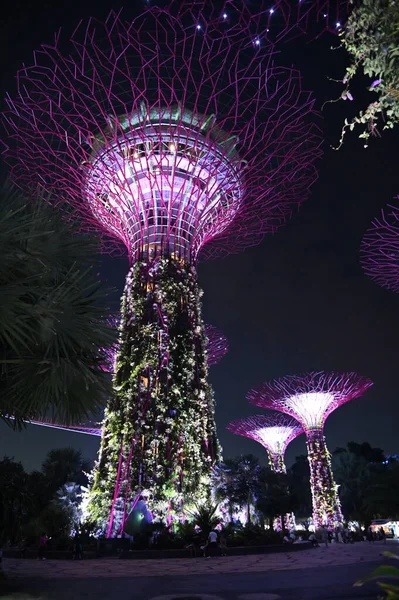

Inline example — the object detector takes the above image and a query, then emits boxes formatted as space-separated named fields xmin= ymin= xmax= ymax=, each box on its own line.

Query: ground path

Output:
xmin=3 ymin=540 xmax=391 ymax=579
xmin=2 ymin=541 xmax=396 ymax=600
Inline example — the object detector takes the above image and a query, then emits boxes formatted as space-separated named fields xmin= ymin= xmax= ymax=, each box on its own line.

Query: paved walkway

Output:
xmin=3 ymin=541 xmax=392 ymax=580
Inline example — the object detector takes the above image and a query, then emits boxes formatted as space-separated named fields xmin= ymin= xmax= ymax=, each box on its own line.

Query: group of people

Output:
xmin=283 ymin=525 xmax=356 ymax=548
xmin=366 ymin=526 xmax=387 ymax=543
xmin=186 ymin=530 xmax=227 ymax=558
xmin=36 ymin=532 xmax=83 ymax=561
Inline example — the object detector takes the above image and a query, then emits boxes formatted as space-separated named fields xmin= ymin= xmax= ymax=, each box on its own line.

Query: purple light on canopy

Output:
xmin=248 ymin=371 xmax=373 ymax=528
xmin=360 ymin=200 xmax=399 ymax=292
xmin=227 ymin=413 xmax=302 ymax=473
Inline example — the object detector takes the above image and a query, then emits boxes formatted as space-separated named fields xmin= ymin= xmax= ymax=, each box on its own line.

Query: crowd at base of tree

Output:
xmin=1 ymin=441 xmax=398 ymax=556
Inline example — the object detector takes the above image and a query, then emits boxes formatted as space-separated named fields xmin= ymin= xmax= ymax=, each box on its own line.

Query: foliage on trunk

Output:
xmin=88 ymin=256 xmax=220 ymax=532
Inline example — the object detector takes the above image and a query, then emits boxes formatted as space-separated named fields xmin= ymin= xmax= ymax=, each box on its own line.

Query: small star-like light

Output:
xmin=223 ymin=13 xmax=227 ymax=19
xmin=254 ymin=38 xmax=260 ymax=46
xmin=196 ymin=24 xmax=201 ymax=30
xmin=323 ymin=13 xmax=328 ymax=18
xmin=269 ymin=8 xmax=275 ymax=14
xmin=336 ymin=21 xmax=341 ymax=28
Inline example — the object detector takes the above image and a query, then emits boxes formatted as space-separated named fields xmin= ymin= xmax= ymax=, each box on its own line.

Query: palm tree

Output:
xmin=188 ymin=504 xmax=220 ymax=537
xmin=0 ymin=186 xmax=116 ymax=426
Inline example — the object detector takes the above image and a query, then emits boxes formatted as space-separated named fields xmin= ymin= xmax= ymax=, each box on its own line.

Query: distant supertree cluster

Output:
xmin=361 ymin=201 xmax=399 ymax=293
xmin=227 ymin=414 xmax=302 ymax=473
xmin=248 ymin=371 xmax=373 ymax=528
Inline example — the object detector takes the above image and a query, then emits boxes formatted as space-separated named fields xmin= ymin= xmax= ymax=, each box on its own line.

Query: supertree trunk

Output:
xmin=306 ymin=430 xmax=343 ymax=529
xmin=268 ymin=452 xmax=286 ymax=474
xmin=268 ymin=453 xmax=295 ymax=532
xmin=88 ymin=256 xmax=220 ymax=534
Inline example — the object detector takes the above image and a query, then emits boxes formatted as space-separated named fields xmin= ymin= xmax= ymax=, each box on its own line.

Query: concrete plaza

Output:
xmin=1 ymin=541 xmax=394 ymax=600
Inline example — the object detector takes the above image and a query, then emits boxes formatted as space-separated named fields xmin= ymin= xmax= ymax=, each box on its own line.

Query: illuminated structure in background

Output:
xmin=248 ymin=372 xmax=373 ymax=528
xmin=227 ymin=413 xmax=302 ymax=530
xmin=2 ymin=2 xmax=321 ymax=534
xmin=361 ymin=201 xmax=399 ymax=292
xmin=227 ymin=414 xmax=302 ymax=473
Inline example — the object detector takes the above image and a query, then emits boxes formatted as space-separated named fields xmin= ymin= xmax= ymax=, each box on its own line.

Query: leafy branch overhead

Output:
xmin=328 ymin=0 xmax=399 ymax=148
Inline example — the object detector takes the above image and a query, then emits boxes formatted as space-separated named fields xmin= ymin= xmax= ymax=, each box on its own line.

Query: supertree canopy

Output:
xmin=227 ymin=414 xmax=302 ymax=473
xmin=2 ymin=2 xmax=321 ymax=534
xmin=361 ymin=201 xmax=399 ymax=292
xmin=248 ymin=371 xmax=373 ymax=528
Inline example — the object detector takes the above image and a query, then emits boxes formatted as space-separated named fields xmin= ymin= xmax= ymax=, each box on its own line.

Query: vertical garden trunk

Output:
xmin=306 ymin=429 xmax=343 ymax=529
xmin=88 ymin=256 xmax=220 ymax=534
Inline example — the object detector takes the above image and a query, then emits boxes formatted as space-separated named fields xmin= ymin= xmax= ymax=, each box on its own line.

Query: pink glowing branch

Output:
xmin=227 ymin=414 xmax=302 ymax=458
xmin=2 ymin=2 xmax=322 ymax=263
xmin=248 ymin=371 xmax=373 ymax=430
xmin=205 ymin=324 xmax=229 ymax=368
xmin=360 ymin=199 xmax=399 ymax=292
xmin=27 ymin=419 xmax=101 ymax=436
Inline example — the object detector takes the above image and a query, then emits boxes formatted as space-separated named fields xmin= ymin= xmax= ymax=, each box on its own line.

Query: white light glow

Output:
xmin=254 ymin=426 xmax=299 ymax=454
xmin=284 ymin=392 xmax=335 ymax=429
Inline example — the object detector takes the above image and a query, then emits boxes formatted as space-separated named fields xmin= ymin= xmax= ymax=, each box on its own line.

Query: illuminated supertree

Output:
xmin=248 ymin=371 xmax=373 ymax=528
xmin=2 ymin=2 xmax=321 ymax=533
xmin=226 ymin=414 xmax=302 ymax=473
xmin=361 ymin=201 xmax=399 ymax=292
xmin=227 ymin=413 xmax=302 ymax=530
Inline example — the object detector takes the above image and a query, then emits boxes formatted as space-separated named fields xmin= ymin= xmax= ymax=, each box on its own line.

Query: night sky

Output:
xmin=1 ymin=0 xmax=398 ymax=472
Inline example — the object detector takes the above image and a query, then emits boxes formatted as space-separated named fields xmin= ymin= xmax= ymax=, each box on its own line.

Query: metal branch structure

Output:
xmin=248 ymin=371 xmax=373 ymax=528
xmin=227 ymin=414 xmax=302 ymax=473
xmin=360 ymin=200 xmax=399 ymax=292
xmin=1 ymin=2 xmax=321 ymax=535
xmin=27 ymin=420 xmax=102 ymax=437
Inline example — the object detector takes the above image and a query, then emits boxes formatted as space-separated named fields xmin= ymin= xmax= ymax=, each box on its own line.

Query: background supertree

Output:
xmin=248 ymin=371 xmax=373 ymax=528
xmin=1 ymin=2 xmax=321 ymax=533
xmin=227 ymin=413 xmax=303 ymax=530
xmin=226 ymin=414 xmax=302 ymax=473
xmin=360 ymin=201 xmax=399 ymax=292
